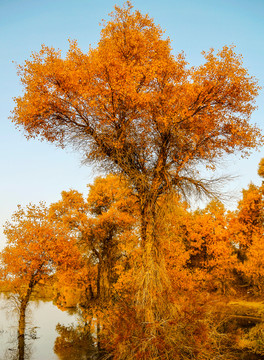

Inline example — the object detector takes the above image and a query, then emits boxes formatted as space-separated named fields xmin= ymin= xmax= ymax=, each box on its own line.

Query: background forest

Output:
xmin=2 ymin=164 xmax=264 ymax=359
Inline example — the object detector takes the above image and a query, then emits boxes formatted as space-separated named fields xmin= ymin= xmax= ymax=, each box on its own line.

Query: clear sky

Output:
xmin=1 ymin=0 xmax=264 ymax=249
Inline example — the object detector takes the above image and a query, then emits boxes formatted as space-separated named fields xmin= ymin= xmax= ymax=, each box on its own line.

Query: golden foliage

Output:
xmin=11 ymin=3 xmax=262 ymax=202
xmin=6 ymin=2 xmax=264 ymax=358
xmin=1 ymin=203 xmax=79 ymax=296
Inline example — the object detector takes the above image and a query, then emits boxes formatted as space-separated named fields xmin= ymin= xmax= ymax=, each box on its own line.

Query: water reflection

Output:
xmin=3 ymin=321 xmax=99 ymax=360
xmin=3 ymin=332 xmax=33 ymax=360
xmin=1 ymin=295 xmax=262 ymax=360
xmin=0 ymin=325 xmax=32 ymax=360
xmin=54 ymin=323 xmax=99 ymax=360
xmin=0 ymin=296 xmax=85 ymax=360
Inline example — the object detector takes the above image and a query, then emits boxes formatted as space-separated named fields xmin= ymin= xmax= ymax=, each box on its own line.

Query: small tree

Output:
xmin=1 ymin=203 xmax=79 ymax=341
xmin=229 ymin=160 xmax=264 ymax=292
xmin=49 ymin=174 xmax=136 ymax=304
xmin=230 ymin=183 xmax=264 ymax=253
xmin=49 ymin=175 xmax=136 ymax=351
xmin=184 ymin=200 xmax=237 ymax=294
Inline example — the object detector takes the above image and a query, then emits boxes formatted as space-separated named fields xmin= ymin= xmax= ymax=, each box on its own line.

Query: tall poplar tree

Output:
xmin=11 ymin=1 xmax=262 ymax=343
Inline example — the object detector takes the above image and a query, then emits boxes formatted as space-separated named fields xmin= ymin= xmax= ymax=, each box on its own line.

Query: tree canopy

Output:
xmin=12 ymin=2 xmax=262 ymax=203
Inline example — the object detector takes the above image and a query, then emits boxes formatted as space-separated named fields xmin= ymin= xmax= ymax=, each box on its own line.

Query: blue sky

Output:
xmin=1 ymin=0 xmax=264 ymax=248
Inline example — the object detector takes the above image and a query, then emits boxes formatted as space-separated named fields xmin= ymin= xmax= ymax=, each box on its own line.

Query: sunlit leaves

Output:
xmin=1 ymin=202 xmax=79 ymax=297
xmin=11 ymin=2 xmax=262 ymax=200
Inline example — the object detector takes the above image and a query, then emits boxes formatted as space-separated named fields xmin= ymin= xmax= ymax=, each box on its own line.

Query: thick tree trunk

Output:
xmin=99 ymin=265 xmax=111 ymax=301
xmin=97 ymin=240 xmax=114 ymax=302
xmin=132 ymin=196 xmax=176 ymax=358
xmin=97 ymin=261 xmax=110 ymax=301
xmin=138 ymin=198 xmax=172 ymax=323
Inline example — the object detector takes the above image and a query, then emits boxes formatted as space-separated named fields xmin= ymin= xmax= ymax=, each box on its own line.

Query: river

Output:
xmin=0 ymin=294 xmax=98 ymax=360
xmin=1 ymin=294 xmax=262 ymax=360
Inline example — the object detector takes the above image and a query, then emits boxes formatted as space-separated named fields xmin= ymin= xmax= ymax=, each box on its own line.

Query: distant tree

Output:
xmin=229 ymin=160 xmax=264 ymax=292
xmin=1 ymin=203 xmax=79 ymax=343
xmin=230 ymin=183 xmax=264 ymax=254
xmin=49 ymin=174 xmax=136 ymax=305
xmin=258 ymin=157 xmax=264 ymax=179
xmin=49 ymin=175 xmax=136 ymax=351
xmin=185 ymin=200 xmax=237 ymax=294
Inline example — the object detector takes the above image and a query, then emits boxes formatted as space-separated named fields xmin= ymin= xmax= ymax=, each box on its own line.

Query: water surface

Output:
xmin=0 ymin=295 xmax=83 ymax=360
